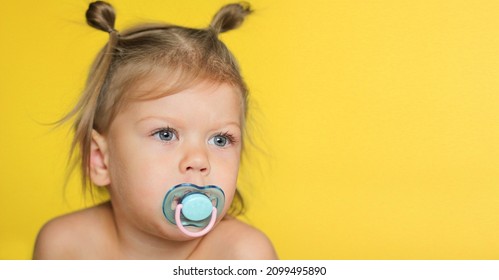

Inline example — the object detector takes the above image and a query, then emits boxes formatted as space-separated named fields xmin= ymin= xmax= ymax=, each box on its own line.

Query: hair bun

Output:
xmin=210 ymin=2 xmax=252 ymax=34
xmin=86 ymin=1 xmax=116 ymax=33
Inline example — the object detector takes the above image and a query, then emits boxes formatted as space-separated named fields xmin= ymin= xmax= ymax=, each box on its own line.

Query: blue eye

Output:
xmin=209 ymin=133 xmax=235 ymax=147
xmin=213 ymin=135 xmax=228 ymax=147
xmin=153 ymin=128 xmax=178 ymax=142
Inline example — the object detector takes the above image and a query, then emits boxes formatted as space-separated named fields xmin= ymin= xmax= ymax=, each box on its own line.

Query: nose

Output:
xmin=179 ymin=144 xmax=211 ymax=175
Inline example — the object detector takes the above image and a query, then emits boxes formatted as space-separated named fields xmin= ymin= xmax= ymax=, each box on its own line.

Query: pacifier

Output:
xmin=162 ymin=183 xmax=225 ymax=237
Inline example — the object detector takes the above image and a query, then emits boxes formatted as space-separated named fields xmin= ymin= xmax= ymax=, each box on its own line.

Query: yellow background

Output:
xmin=1 ymin=0 xmax=498 ymax=259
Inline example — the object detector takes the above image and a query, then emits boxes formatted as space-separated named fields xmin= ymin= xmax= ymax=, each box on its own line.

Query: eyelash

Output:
xmin=150 ymin=128 xmax=238 ymax=145
xmin=151 ymin=127 xmax=178 ymax=142
xmin=216 ymin=131 xmax=237 ymax=145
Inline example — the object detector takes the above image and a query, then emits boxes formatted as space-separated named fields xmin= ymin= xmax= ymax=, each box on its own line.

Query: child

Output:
xmin=33 ymin=1 xmax=277 ymax=259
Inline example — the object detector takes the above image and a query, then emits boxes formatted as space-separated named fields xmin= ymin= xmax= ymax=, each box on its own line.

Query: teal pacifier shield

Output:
xmin=181 ymin=193 xmax=213 ymax=221
xmin=162 ymin=183 xmax=225 ymax=228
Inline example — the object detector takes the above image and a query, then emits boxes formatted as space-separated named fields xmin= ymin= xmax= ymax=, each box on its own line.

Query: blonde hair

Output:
xmin=63 ymin=1 xmax=252 ymax=215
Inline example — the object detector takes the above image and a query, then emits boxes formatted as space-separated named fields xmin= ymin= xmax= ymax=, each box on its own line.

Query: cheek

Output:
xmin=107 ymin=138 xmax=177 ymax=206
xmin=109 ymin=161 xmax=157 ymax=213
xmin=214 ymin=148 xmax=240 ymax=179
xmin=214 ymin=150 xmax=241 ymax=213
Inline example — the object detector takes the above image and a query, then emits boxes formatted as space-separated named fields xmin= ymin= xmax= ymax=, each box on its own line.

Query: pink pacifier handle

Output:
xmin=175 ymin=204 xmax=217 ymax=238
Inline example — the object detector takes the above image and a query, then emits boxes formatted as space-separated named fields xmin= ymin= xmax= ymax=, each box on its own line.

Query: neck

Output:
xmin=106 ymin=201 xmax=202 ymax=259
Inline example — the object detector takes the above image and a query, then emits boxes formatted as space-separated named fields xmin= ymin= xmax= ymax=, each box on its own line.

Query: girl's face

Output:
xmin=100 ymin=81 xmax=242 ymax=240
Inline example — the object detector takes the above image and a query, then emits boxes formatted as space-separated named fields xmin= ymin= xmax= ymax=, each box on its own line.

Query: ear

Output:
xmin=90 ymin=129 xmax=111 ymax=186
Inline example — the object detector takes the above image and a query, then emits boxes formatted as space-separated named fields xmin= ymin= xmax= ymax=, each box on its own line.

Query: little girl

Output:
xmin=33 ymin=1 xmax=277 ymax=259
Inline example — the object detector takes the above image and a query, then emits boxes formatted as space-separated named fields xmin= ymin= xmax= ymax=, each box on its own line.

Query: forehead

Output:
xmin=122 ymin=67 xmax=242 ymax=102
xmin=120 ymin=79 xmax=244 ymax=124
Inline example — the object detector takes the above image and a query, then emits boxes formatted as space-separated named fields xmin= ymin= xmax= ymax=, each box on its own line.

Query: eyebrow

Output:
xmin=136 ymin=116 xmax=179 ymax=124
xmin=136 ymin=116 xmax=241 ymax=129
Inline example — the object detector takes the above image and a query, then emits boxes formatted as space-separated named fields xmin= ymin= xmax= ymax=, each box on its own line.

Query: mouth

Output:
xmin=162 ymin=183 xmax=225 ymax=237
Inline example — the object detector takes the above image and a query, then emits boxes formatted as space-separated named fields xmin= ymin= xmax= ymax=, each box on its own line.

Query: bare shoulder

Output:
xmin=202 ymin=217 xmax=278 ymax=260
xmin=33 ymin=202 xmax=114 ymax=259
